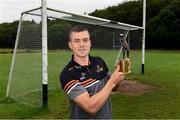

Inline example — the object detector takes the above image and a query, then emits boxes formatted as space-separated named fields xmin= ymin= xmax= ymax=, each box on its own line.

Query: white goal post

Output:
xmin=41 ymin=0 xmax=48 ymax=108
xmin=6 ymin=0 xmax=145 ymax=108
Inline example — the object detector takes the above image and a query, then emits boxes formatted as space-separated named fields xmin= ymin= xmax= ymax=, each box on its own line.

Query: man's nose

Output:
xmin=79 ymin=41 xmax=85 ymax=46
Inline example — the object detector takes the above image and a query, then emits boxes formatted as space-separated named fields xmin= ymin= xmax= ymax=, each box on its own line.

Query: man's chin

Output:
xmin=77 ymin=54 xmax=88 ymax=58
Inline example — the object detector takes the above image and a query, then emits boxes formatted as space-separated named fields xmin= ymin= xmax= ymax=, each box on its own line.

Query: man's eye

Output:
xmin=83 ymin=39 xmax=89 ymax=42
xmin=74 ymin=40 xmax=79 ymax=43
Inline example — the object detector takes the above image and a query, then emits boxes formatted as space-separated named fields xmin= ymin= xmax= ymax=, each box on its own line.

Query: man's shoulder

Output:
xmin=60 ymin=61 xmax=74 ymax=75
xmin=59 ymin=61 xmax=75 ymax=88
xmin=90 ymin=56 xmax=104 ymax=62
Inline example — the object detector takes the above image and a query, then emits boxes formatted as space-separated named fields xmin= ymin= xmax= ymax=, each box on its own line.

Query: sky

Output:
xmin=0 ymin=0 xmax=125 ymax=23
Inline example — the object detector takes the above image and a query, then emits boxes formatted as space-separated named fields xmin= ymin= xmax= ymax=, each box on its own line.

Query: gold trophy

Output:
xmin=119 ymin=58 xmax=131 ymax=74
xmin=113 ymin=58 xmax=131 ymax=92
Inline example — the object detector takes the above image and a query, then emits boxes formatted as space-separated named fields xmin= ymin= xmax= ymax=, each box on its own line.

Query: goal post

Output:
xmin=6 ymin=4 xmax=144 ymax=107
xmin=142 ymin=0 xmax=146 ymax=74
xmin=41 ymin=0 xmax=48 ymax=108
xmin=6 ymin=14 xmax=23 ymax=97
xmin=6 ymin=0 xmax=49 ymax=108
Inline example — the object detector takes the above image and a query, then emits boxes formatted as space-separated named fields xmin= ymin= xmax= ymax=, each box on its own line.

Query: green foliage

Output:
xmin=0 ymin=21 xmax=18 ymax=48
xmin=48 ymin=20 xmax=72 ymax=49
xmin=90 ymin=1 xmax=143 ymax=26
xmin=0 ymin=0 xmax=179 ymax=49
xmin=147 ymin=0 xmax=180 ymax=49
xmin=146 ymin=0 xmax=171 ymax=20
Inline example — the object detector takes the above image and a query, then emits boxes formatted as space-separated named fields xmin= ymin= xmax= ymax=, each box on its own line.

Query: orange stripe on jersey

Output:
xmin=82 ymin=79 xmax=96 ymax=86
xmin=65 ymin=82 xmax=78 ymax=92
xmin=64 ymin=80 xmax=79 ymax=92
xmin=81 ymin=78 xmax=93 ymax=84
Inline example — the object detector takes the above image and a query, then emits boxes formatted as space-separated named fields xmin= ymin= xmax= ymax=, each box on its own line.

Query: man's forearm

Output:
xmin=88 ymin=79 xmax=115 ymax=112
xmin=74 ymin=79 xmax=115 ymax=115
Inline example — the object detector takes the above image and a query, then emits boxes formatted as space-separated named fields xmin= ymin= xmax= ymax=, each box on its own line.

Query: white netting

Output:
xmin=8 ymin=14 xmax=42 ymax=106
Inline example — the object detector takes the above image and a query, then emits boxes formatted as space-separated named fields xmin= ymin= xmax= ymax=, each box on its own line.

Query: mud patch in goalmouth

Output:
xmin=112 ymin=80 xmax=155 ymax=96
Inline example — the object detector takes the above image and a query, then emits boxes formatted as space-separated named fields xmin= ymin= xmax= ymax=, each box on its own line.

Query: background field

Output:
xmin=0 ymin=49 xmax=180 ymax=119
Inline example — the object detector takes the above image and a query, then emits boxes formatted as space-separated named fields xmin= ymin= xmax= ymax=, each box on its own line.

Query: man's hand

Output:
xmin=110 ymin=62 xmax=125 ymax=86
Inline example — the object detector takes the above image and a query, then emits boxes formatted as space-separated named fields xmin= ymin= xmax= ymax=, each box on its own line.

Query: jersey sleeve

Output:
xmin=60 ymin=69 xmax=87 ymax=100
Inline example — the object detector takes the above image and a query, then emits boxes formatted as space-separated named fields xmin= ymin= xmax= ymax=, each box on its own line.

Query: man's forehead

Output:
xmin=71 ymin=31 xmax=89 ymax=38
xmin=71 ymin=31 xmax=89 ymax=35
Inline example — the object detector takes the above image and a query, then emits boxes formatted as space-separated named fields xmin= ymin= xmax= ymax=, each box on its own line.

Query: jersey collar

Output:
xmin=71 ymin=55 xmax=94 ymax=68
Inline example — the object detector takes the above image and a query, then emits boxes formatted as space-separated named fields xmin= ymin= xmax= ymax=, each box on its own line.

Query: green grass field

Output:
xmin=0 ymin=49 xmax=180 ymax=119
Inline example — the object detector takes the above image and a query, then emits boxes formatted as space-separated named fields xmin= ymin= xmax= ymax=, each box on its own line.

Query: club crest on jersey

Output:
xmin=80 ymin=72 xmax=86 ymax=81
xmin=96 ymin=65 xmax=103 ymax=72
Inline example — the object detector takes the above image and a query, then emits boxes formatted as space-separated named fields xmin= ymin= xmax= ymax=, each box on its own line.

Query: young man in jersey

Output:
xmin=60 ymin=25 xmax=125 ymax=119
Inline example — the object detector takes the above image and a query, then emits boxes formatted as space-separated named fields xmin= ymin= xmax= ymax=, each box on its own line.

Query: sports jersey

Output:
xmin=60 ymin=55 xmax=112 ymax=119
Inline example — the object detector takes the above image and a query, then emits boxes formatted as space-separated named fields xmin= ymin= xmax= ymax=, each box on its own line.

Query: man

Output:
xmin=60 ymin=25 xmax=125 ymax=119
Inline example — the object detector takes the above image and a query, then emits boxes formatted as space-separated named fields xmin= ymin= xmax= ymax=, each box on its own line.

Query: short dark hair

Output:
xmin=69 ymin=25 xmax=89 ymax=40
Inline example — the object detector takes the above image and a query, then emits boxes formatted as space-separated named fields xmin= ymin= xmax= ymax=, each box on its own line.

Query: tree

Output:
xmin=146 ymin=0 xmax=180 ymax=49
xmin=0 ymin=21 xmax=18 ymax=48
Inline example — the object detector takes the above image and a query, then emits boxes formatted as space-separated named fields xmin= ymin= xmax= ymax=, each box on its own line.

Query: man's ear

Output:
xmin=90 ymin=39 xmax=92 ymax=48
xmin=68 ymin=41 xmax=72 ymax=49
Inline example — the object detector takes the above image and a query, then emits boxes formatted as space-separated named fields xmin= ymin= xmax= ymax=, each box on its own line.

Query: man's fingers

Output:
xmin=115 ymin=63 xmax=120 ymax=72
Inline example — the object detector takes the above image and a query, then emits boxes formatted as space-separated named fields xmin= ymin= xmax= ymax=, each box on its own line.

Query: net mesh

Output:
xmin=9 ymin=15 xmax=42 ymax=106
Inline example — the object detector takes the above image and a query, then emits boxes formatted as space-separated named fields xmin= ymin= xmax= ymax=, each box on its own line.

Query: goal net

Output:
xmin=6 ymin=7 xmax=143 ymax=107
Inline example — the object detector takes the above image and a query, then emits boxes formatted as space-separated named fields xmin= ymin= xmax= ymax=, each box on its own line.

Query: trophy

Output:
xmin=118 ymin=58 xmax=131 ymax=74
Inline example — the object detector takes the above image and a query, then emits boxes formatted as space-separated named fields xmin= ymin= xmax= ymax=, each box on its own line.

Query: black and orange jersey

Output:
xmin=59 ymin=55 xmax=112 ymax=119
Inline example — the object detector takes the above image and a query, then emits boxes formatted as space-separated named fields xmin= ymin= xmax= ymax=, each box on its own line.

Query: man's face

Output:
xmin=69 ymin=30 xmax=91 ymax=58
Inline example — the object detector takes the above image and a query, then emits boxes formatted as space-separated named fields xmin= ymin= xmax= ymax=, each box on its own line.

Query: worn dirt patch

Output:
xmin=111 ymin=80 xmax=154 ymax=96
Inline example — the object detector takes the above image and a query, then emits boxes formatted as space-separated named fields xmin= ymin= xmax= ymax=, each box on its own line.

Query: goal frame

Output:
xmin=6 ymin=0 xmax=145 ymax=108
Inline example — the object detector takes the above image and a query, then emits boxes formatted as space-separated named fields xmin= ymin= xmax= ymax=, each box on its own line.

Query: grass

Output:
xmin=0 ymin=49 xmax=180 ymax=119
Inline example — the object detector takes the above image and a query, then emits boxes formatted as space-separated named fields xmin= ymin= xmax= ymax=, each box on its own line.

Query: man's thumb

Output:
xmin=115 ymin=62 xmax=120 ymax=72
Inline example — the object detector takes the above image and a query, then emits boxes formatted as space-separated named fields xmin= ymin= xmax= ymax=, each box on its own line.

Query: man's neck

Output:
xmin=74 ymin=55 xmax=89 ymax=66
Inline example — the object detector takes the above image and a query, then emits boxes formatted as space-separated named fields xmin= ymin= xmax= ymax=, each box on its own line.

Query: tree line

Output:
xmin=0 ymin=0 xmax=179 ymax=49
xmin=90 ymin=0 xmax=180 ymax=49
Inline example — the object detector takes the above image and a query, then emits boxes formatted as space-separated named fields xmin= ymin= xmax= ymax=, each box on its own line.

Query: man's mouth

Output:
xmin=78 ymin=49 xmax=86 ymax=52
